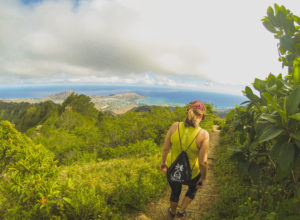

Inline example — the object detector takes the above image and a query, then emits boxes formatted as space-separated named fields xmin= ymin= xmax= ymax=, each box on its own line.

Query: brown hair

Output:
xmin=184 ymin=101 xmax=205 ymax=128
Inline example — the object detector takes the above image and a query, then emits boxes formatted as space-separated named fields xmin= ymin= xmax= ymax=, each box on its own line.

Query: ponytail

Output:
xmin=184 ymin=101 xmax=205 ymax=128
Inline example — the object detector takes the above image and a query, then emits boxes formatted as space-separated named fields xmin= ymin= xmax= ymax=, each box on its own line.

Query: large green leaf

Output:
xmin=278 ymin=143 xmax=295 ymax=173
xmin=280 ymin=35 xmax=294 ymax=52
xmin=277 ymin=11 xmax=286 ymax=26
xmin=293 ymin=15 xmax=300 ymax=25
xmin=260 ymin=113 xmax=280 ymax=123
xmin=270 ymin=142 xmax=282 ymax=160
xmin=262 ymin=93 xmax=285 ymax=118
xmin=267 ymin=6 xmax=274 ymax=18
xmin=263 ymin=21 xmax=277 ymax=33
xmin=258 ymin=126 xmax=284 ymax=143
xmin=244 ymin=86 xmax=260 ymax=101
xmin=248 ymin=163 xmax=260 ymax=181
xmin=248 ymin=141 xmax=258 ymax=151
xmin=290 ymin=132 xmax=300 ymax=141
xmin=293 ymin=58 xmax=300 ymax=84
xmin=253 ymin=78 xmax=266 ymax=92
xmin=255 ymin=121 xmax=269 ymax=136
xmin=274 ymin=3 xmax=280 ymax=14
xmin=289 ymin=113 xmax=300 ymax=121
xmin=238 ymin=161 xmax=250 ymax=177
xmin=230 ymin=152 xmax=245 ymax=162
xmin=286 ymin=86 xmax=300 ymax=115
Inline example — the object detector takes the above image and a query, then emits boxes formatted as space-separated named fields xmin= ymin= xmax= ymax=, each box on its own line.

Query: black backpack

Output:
xmin=167 ymin=123 xmax=200 ymax=184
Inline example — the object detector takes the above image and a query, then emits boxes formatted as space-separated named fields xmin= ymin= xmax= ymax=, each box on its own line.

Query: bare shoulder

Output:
xmin=196 ymin=128 xmax=209 ymax=148
xmin=199 ymin=129 xmax=209 ymax=139
xmin=169 ymin=122 xmax=179 ymax=134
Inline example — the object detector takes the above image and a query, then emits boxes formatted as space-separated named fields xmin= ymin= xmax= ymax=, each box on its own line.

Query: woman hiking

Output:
xmin=161 ymin=100 xmax=209 ymax=218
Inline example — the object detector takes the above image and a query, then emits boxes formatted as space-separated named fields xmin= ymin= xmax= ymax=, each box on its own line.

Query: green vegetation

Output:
xmin=0 ymin=90 xmax=218 ymax=218
xmin=0 ymin=101 xmax=59 ymax=132
xmin=204 ymin=4 xmax=300 ymax=219
xmin=0 ymin=121 xmax=61 ymax=219
xmin=5 ymin=4 xmax=299 ymax=219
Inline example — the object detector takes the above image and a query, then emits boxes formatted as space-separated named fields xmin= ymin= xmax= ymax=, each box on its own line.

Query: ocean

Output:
xmin=0 ymin=84 xmax=247 ymax=109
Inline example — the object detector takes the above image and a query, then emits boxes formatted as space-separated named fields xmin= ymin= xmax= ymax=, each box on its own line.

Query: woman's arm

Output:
xmin=161 ymin=122 xmax=178 ymax=172
xmin=196 ymin=130 xmax=209 ymax=186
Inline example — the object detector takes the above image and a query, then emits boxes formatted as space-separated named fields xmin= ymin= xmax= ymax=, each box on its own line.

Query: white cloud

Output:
xmin=0 ymin=0 xmax=299 ymax=94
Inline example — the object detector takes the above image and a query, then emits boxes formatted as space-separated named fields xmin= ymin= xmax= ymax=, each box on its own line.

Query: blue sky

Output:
xmin=1 ymin=0 xmax=300 ymax=95
xmin=22 ymin=0 xmax=81 ymax=8
xmin=22 ymin=0 xmax=43 ymax=4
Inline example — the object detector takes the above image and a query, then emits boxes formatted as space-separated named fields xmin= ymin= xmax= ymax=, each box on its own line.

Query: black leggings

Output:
xmin=168 ymin=173 xmax=201 ymax=202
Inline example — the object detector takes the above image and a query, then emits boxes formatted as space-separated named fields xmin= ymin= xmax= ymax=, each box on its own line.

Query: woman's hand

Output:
xmin=161 ymin=163 xmax=167 ymax=173
xmin=196 ymin=178 xmax=204 ymax=189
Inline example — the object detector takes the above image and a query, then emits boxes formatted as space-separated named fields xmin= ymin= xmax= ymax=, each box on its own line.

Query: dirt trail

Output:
xmin=128 ymin=125 xmax=220 ymax=220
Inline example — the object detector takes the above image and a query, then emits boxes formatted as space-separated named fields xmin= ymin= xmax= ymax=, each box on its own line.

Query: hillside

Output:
xmin=0 ymin=93 xmax=222 ymax=219
xmin=0 ymin=90 xmax=145 ymax=114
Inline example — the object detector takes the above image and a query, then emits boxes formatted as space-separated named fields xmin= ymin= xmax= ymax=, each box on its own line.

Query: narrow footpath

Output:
xmin=129 ymin=125 xmax=220 ymax=220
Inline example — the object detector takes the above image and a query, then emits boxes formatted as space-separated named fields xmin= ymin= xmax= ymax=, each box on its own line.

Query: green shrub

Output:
xmin=59 ymin=154 xmax=168 ymax=219
xmin=98 ymin=139 xmax=159 ymax=160
xmin=0 ymin=121 xmax=65 ymax=219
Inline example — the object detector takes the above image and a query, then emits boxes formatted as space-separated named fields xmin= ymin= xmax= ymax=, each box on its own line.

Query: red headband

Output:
xmin=189 ymin=100 xmax=205 ymax=112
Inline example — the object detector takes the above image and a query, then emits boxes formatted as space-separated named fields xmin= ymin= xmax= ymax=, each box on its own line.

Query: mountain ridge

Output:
xmin=0 ymin=90 xmax=145 ymax=114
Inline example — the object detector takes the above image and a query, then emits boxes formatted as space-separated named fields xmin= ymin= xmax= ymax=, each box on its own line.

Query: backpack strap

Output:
xmin=178 ymin=122 xmax=182 ymax=151
xmin=178 ymin=122 xmax=201 ymax=153
xmin=178 ymin=123 xmax=201 ymax=175
xmin=185 ymin=128 xmax=201 ymax=152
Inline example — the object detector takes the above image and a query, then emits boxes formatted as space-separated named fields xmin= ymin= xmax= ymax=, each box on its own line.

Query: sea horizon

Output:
xmin=0 ymin=84 xmax=247 ymax=109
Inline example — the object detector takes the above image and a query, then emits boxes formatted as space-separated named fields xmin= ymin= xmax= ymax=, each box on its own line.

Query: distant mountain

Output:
xmin=214 ymin=108 xmax=232 ymax=118
xmin=0 ymin=90 xmax=76 ymax=104
xmin=0 ymin=90 xmax=233 ymax=116
xmin=46 ymin=90 xmax=75 ymax=100
xmin=0 ymin=90 xmax=145 ymax=114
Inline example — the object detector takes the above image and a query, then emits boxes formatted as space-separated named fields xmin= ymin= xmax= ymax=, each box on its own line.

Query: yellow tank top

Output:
xmin=166 ymin=122 xmax=201 ymax=179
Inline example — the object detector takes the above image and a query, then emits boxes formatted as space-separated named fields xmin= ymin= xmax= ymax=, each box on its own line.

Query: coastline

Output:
xmin=0 ymin=88 xmax=238 ymax=116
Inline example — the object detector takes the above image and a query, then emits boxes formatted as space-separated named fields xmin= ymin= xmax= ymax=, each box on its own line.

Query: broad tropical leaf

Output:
xmin=263 ymin=21 xmax=277 ymax=33
xmin=270 ymin=142 xmax=282 ymax=160
xmin=278 ymin=143 xmax=295 ymax=173
xmin=244 ymin=86 xmax=260 ymax=101
xmin=253 ymin=78 xmax=266 ymax=92
xmin=258 ymin=126 xmax=284 ymax=143
xmin=238 ymin=161 xmax=250 ymax=177
xmin=267 ymin=6 xmax=275 ymax=18
xmin=286 ymin=86 xmax=300 ymax=115
xmin=290 ymin=132 xmax=300 ymax=141
xmin=248 ymin=163 xmax=260 ymax=181
xmin=293 ymin=58 xmax=300 ymax=84
xmin=262 ymin=93 xmax=285 ymax=118
xmin=289 ymin=113 xmax=300 ymax=121
xmin=230 ymin=152 xmax=245 ymax=162
xmin=260 ymin=113 xmax=280 ymax=123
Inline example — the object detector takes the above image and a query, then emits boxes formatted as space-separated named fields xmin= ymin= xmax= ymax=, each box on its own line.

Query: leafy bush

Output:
xmin=58 ymin=154 xmax=167 ymax=219
xmin=0 ymin=84 xmax=220 ymax=218
xmin=0 ymin=121 xmax=169 ymax=219
xmin=0 ymin=121 xmax=64 ymax=219
xmin=210 ymin=4 xmax=300 ymax=219
xmin=0 ymin=101 xmax=59 ymax=132
xmin=202 ymin=129 xmax=249 ymax=220
xmin=98 ymin=139 xmax=159 ymax=160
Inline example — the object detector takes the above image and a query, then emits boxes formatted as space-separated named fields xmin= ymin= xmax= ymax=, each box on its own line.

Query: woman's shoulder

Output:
xmin=170 ymin=121 xmax=180 ymax=130
xmin=200 ymin=129 xmax=209 ymax=138
xmin=196 ymin=128 xmax=209 ymax=142
xmin=168 ymin=122 xmax=180 ymax=135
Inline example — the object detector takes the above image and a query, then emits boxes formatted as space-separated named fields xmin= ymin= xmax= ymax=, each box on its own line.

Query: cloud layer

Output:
xmin=0 ymin=0 xmax=299 ymax=93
